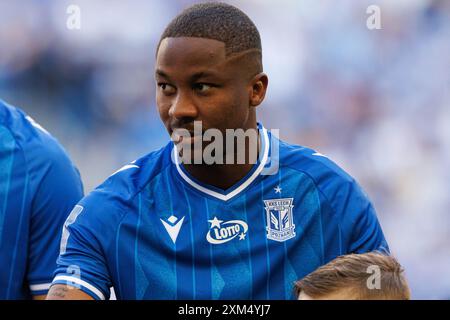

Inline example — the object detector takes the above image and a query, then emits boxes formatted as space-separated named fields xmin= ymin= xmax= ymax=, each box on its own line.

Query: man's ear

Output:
xmin=249 ymin=73 xmax=268 ymax=107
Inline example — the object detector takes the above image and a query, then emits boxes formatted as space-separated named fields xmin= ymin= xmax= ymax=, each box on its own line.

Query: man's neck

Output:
xmin=181 ymin=127 xmax=261 ymax=191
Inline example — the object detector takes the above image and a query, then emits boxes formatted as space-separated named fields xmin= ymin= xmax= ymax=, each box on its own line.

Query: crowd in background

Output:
xmin=0 ymin=0 xmax=449 ymax=299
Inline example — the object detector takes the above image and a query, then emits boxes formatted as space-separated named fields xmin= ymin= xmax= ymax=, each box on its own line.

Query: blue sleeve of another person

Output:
xmin=27 ymin=139 xmax=84 ymax=296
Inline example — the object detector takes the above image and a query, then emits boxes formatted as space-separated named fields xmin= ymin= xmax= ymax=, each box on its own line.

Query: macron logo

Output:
xmin=160 ymin=215 xmax=185 ymax=244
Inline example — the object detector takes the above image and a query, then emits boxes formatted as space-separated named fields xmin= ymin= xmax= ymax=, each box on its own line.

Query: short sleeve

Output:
xmin=51 ymin=194 xmax=116 ymax=300
xmin=337 ymin=180 xmax=390 ymax=254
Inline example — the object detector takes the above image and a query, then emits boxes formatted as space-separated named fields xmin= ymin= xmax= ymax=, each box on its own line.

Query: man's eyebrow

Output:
xmin=190 ymin=71 xmax=220 ymax=81
xmin=155 ymin=69 xmax=221 ymax=81
xmin=155 ymin=69 xmax=169 ymax=78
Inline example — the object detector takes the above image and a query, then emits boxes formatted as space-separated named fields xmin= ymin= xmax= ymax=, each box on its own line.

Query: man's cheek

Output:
xmin=157 ymin=106 xmax=171 ymax=130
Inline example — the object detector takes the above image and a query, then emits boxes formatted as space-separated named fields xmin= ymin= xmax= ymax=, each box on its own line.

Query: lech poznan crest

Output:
xmin=264 ymin=198 xmax=295 ymax=242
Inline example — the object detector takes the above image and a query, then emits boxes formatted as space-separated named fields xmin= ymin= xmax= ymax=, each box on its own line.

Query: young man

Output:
xmin=47 ymin=2 xmax=388 ymax=300
xmin=295 ymin=252 xmax=411 ymax=300
xmin=0 ymin=99 xmax=84 ymax=299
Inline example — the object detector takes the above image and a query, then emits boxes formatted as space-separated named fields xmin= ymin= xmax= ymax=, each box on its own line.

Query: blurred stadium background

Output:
xmin=0 ymin=0 xmax=448 ymax=299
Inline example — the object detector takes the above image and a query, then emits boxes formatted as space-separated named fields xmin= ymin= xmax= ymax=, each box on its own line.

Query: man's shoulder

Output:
xmin=278 ymin=139 xmax=374 ymax=222
xmin=0 ymin=99 xmax=73 ymax=166
xmin=0 ymin=100 xmax=82 ymax=197
xmin=82 ymin=143 xmax=173 ymax=210
xmin=278 ymin=139 xmax=355 ymax=186
xmin=71 ymin=144 xmax=173 ymax=233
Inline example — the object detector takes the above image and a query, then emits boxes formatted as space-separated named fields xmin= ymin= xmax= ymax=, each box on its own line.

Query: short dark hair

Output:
xmin=294 ymin=252 xmax=411 ymax=300
xmin=158 ymin=2 xmax=262 ymax=59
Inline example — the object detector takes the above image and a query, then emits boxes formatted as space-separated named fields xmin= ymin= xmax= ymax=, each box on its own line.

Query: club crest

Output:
xmin=264 ymin=198 xmax=295 ymax=242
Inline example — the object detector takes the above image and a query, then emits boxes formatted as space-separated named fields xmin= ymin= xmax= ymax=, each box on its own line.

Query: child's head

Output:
xmin=294 ymin=252 xmax=410 ymax=300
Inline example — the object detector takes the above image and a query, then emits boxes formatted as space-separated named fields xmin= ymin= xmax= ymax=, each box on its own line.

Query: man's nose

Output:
xmin=168 ymin=92 xmax=198 ymax=120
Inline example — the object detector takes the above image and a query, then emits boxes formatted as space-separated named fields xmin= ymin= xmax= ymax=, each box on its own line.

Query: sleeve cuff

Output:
xmin=52 ymin=275 xmax=106 ymax=300
xmin=29 ymin=282 xmax=52 ymax=296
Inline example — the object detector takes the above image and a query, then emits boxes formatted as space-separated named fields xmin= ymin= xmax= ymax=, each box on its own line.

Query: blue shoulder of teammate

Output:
xmin=0 ymin=99 xmax=84 ymax=299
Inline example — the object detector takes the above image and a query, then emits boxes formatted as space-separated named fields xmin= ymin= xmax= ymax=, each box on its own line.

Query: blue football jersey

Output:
xmin=52 ymin=124 xmax=388 ymax=300
xmin=0 ymin=100 xmax=84 ymax=299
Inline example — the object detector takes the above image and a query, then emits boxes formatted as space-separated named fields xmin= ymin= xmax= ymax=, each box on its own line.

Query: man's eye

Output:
xmin=194 ymin=83 xmax=213 ymax=92
xmin=158 ymin=83 xmax=176 ymax=94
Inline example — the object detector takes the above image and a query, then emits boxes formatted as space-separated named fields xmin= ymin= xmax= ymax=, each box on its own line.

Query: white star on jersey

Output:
xmin=208 ymin=216 xmax=223 ymax=229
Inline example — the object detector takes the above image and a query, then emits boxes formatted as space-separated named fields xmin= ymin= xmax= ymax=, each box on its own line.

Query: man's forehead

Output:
xmin=156 ymin=37 xmax=227 ymax=69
